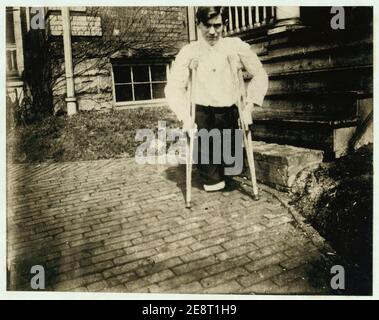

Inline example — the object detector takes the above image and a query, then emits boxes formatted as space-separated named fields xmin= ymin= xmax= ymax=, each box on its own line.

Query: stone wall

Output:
xmin=52 ymin=58 xmax=114 ymax=111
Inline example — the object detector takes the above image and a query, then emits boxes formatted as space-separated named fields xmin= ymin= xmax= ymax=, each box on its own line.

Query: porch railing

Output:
xmin=225 ymin=6 xmax=276 ymax=35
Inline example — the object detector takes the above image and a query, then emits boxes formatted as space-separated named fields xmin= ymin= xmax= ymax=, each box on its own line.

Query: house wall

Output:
xmin=19 ymin=6 xmax=373 ymax=157
xmin=51 ymin=57 xmax=114 ymax=111
xmin=48 ymin=6 xmax=189 ymax=112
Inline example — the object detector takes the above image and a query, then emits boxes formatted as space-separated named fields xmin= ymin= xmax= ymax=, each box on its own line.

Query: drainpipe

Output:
xmin=61 ymin=7 xmax=77 ymax=115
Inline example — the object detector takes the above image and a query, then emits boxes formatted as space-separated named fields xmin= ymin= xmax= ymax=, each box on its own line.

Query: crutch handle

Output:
xmin=227 ymin=54 xmax=243 ymax=73
xmin=189 ymin=59 xmax=199 ymax=71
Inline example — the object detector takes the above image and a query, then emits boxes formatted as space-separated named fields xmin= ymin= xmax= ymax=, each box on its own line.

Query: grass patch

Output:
xmin=290 ymin=144 xmax=373 ymax=295
xmin=7 ymin=107 xmax=181 ymax=163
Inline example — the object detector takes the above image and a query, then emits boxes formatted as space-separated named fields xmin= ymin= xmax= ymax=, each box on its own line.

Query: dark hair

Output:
xmin=196 ymin=7 xmax=228 ymax=25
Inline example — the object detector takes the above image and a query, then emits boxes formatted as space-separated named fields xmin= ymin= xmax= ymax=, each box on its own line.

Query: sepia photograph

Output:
xmin=5 ymin=4 xmax=373 ymax=296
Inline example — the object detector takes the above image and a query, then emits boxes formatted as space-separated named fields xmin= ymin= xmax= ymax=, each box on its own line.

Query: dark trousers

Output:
xmin=195 ymin=104 xmax=240 ymax=185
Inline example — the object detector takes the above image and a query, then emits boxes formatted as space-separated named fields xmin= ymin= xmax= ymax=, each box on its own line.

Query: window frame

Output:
xmin=111 ymin=60 xmax=170 ymax=106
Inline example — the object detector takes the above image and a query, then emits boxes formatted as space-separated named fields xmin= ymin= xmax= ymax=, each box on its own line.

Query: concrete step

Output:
xmin=247 ymin=141 xmax=323 ymax=191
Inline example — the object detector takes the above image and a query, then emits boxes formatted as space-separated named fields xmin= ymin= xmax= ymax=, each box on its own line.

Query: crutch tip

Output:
xmin=185 ymin=202 xmax=191 ymax=209
xmin=252 ymin=194 xmax=260 ymax=201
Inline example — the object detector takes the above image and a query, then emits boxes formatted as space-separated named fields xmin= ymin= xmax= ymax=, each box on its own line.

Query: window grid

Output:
xmin=113 ymin=63 xmax=167 ymax=103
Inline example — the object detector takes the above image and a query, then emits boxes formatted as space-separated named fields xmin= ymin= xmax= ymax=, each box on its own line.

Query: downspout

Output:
xmin=61 ymin=7 xmax=77 ymax=115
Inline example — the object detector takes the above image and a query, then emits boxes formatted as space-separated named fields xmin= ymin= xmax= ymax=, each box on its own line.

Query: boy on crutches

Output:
xmin=165 ymin=6 xmax=268 ymax=206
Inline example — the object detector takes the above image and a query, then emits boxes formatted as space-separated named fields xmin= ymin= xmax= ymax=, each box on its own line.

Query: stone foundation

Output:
xmin=250 ymin=141 xmax=323 ymax=191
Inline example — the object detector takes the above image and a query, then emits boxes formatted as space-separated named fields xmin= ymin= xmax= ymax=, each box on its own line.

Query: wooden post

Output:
xmin=13 ymin=7 xmax=24 ymax=76
xmin=61 ymin=7 xmax=77 ymax=115
xmin=187 ymin=6 xmax=197 ymax=42
xmin=268 ymin=6 xmax=302 ymax=35
xmin=275 ymin=6 xmax=301 ymax=26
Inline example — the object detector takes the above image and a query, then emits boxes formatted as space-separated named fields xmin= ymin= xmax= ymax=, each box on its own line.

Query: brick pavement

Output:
xmin=7 ymin=158 xmax=337 ymax=294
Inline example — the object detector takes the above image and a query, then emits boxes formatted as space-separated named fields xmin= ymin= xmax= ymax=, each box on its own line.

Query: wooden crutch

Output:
xmin=229 ymin=57 xmax=260 ymax=201
xmin=185 ymin=61 xmax=197 ymax=208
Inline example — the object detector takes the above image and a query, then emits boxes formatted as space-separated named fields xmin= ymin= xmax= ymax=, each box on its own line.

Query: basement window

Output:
xmin=112 ymin=63 xmax=168 ymax=105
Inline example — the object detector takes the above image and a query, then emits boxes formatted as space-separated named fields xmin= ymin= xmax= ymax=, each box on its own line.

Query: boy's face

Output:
xmin=198 ymin=14 xmax=223 ymax=46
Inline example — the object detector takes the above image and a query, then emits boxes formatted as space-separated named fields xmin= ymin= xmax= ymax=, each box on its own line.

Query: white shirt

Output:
xmin=164 ymin=36 xmax=269 ymax=122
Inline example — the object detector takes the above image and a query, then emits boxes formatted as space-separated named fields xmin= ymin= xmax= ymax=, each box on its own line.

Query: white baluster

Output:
xmin=248 ymin=6 xmax=253 ymax=29
xmin=228 ymin=7 xmax=233 ymax=34
xmin=234 ymin=7 xmax=240 ymax=32
xmin=255 ymin=7 xmax=261 ymax=27
xmin=241 ymin=7 xmax=246 ymax=30
xmin=26 ymin=7 xmax=30 ymax=31
xmin=11 ymin=51 xmax=15 ymax=70
xmin=262 ymin=6 xmax=267 ymax=24
xmin=271 ymin=6 xmax=276 ymax=22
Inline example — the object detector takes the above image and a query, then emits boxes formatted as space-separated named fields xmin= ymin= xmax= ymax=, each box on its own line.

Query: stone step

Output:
xmin=246 ymin=141 xmax=323 ymax=191
xmin=252 ymin=120 xmax=356 ymax=160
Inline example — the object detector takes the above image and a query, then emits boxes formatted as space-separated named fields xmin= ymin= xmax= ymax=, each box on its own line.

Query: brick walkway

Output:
xmin=7 ymin=159 xmax=336 ymax=294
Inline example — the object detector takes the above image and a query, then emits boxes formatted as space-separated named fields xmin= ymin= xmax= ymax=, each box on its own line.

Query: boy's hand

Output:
xmin=182 ymin=118 xmax=197 ymax=134
xmin=189 ymin=59 xmax=199 ymax=71
xmin=240 ymin=102 xmax=256 ymax=127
